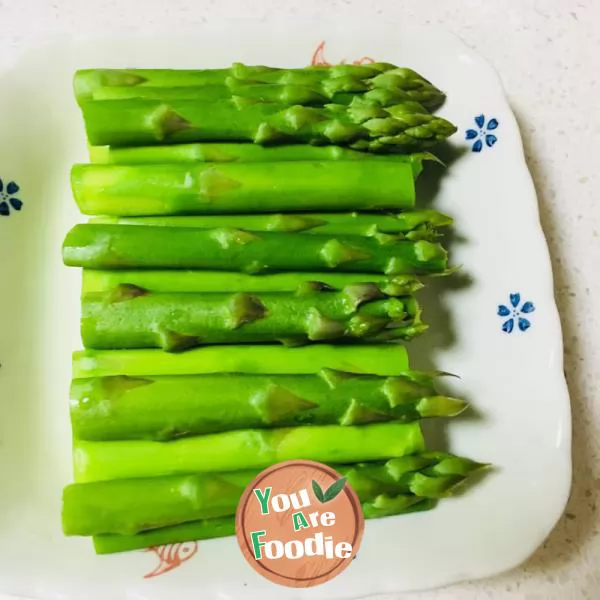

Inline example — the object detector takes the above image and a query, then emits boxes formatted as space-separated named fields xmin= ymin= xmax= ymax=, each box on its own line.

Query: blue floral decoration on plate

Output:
xmin=498 ymin=293 xmax=535 ymax=333
xmin=0 ymin=178 xmax=23 ymax=216
xmin=465 ymin=114 xmax=499 ymax=152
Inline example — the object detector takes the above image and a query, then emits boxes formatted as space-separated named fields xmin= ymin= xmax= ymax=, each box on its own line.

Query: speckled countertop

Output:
xmin=0 ymin=0 xmax=598 ymax=598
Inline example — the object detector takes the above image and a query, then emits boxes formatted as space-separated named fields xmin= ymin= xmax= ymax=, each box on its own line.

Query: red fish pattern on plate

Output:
xmin=144 ymin=542 xmax=199 ymax=579
xmin=310 ymin=40 xmax=374 ymax=66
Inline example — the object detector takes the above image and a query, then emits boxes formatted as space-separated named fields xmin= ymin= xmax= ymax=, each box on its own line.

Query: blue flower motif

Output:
xmin=497 ymin=293 xmax=535 ymax=333
xmin=0 ymin=178 xmax=23 ymax=217
xmin=465 ymin=115 xmax=499 ymax=152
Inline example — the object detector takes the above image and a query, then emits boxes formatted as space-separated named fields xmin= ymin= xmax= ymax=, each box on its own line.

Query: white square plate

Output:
xmin=0 ymin=21 xmax=571 ymax=600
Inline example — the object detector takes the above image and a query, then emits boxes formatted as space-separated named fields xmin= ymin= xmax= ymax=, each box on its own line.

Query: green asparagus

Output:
xmin=91 ymin=492 xmax=466 ymax=554
xmin=79 ymin=98 xmax=457 ymax=151
xmin=81 ymin=284 xmax=425 ymax=350
xmin=71 ymin=160 xmax=417 ymax=215
xmin=88 ymin=143 xmax=437 ymax=168
xmin=63 ymin=225 xmax=449 ymax=274
xmin=71 ymin=344 xmax=410 ymax=378
xmin=73 ymin=421 xmax=425 ymax=482
xmin=341 ymin=452 xmax=488 ymax=501
xmin=94 ymin=516 xmax=237 ymax=554
xmin=74 ymin=64 xmax=445 ymax=110
xmin=74 ymin=63 xmax=393 ymax=91
xmin=63 ymin=471 xmax=254 ymax=535
xmin=71 ymin=370 xmax=466 ymax=440
xmin=91 ymin=210 xmax=452 ymax=240
xmin=61 ymin=58 xmax=480 ymax=560
xmin=89 ymin=83 xmax=440 ymax=111
xmin=81 ymin=270 xmax=424 ymax=297
xmin=361 ymin=496 xmax=436 ymax=519
xmin=93 ymin=500 xmax=437 ymax=554
xmin=64 ymin=452 xmax=485 ymax=536
xmin=92 ymin=84 xmax=234 ymax=101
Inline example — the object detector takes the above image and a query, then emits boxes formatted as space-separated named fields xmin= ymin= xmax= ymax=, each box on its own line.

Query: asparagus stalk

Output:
xmin=65 ymin=452 xmax=485 ymax=536
xmin=78 ymin=98 xmax=457 ymax=151
xmin=90 ymin=83 xmax=440 ymax=110
xmin=88 ymin=143 xmax=436 ymax=169
xmin=75 ymin=69 xmax=231 ymax=101
xmin=340 ymin=452 xmax=488 ymax=502
xmin=93 ymin=499 xmax=434 ymax=554
xmin=74 ymin=64 xmax=445 ymax=110
xmin=74 ymin=64 xmax=394 ymax=91
xmin=71 ymin=344 xmax=410 ymax=378
xmin=81 ymin=285 xmax=425 ymax=350
xmin=73 ymin=421 xmax=425 ymax=482
xmin=361 ymin=496 xmax=436 ymax=519
xmin=63 ymin=472 xmax=254 ymax=535
xmin=71 ymin=161 xmax=417 ymax=216
xmin=94 ymin=454 xmax=492 ymax=551
xmin=82 ymin=270 xmax=424 ymax=297
xmin=92 ymin=85 xmax=233 ymax=101
xmin=93 ymin=500 xmax=436 ymax=554
xmin=90 ymin=210 xmax=452 ymax=240
xmin=94 ymin=516 xmax=237 ymax=554
xmin=70 ymin=370 xmax=466 ymax=440
xmin=63 ymin=225 xmax=449 ymax=274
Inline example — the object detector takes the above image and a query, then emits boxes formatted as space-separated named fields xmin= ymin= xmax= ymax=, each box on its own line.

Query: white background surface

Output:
xmin=0 ymin=0 xmax=598 ymax=598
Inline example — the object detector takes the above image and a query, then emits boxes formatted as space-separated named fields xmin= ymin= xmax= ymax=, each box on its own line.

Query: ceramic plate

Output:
xmin=0 ymin=21 xmax=571 ymax=600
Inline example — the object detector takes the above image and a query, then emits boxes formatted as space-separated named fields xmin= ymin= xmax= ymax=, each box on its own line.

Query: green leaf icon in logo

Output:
xmin=312 ymin=477 xmax=347 ymax=503
xmin=312 ymin=479 xmax=325 ymax=503
xmin=323 ymin=477 xmax=347 ymax=501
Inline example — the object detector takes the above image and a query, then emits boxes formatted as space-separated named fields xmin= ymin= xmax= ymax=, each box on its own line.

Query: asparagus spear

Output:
xmin=71 ymin=161 xmax=417 ymax=215
xmin=90 ymin=83 xmax=440 ymax=111
xmin=81 ymin=285 xmax=425 ymax=350
xmin=63 ymin=225 xmax=449 ymax=274
xmin=90 ymin=210 xmax=452 ymax=240
xmin=82 ymin=270 xmax=424 ymax=297
xmin=93 ymin=499 xmax=433 ymax=554
xmin=63 ymin=472 xmax=253 ymax=535
xmin=78 ymin=98 xmax=457 ymax=151
xmin=74 ymin=64 xmax=394 ymax=92
xmin=73 ymin=421 xmax=425 ymax=482
xmin=341 ymin=452 xmax=488 ymax=502
xmin=74 ymin=64 xmax=445 ymax=110
xmin=63 ymin=472 xmax=254 ymax=535
xmin=88 ymin=143 xmax=436 ymax=169
xmin=94 ymin=516 xmax=237 ymax=554
xmin=93 ymin=500 xmax=436 ymax=554
xmin=92 ymin=85 xmax=234 ymax=101
xmin=71 ymin=344 xmax=410 ymax=378
xmin=64 ymin=452 xmax=485 ymax=536
xmin=94 ymin=449 xmax=491 ymax=552
xmin=70 ymin=370 xmax=466 ymax=440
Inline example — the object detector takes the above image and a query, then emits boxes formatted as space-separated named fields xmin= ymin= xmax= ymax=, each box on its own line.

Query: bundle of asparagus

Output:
xmin=61 ymin=61 xmax=485 ymax=555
